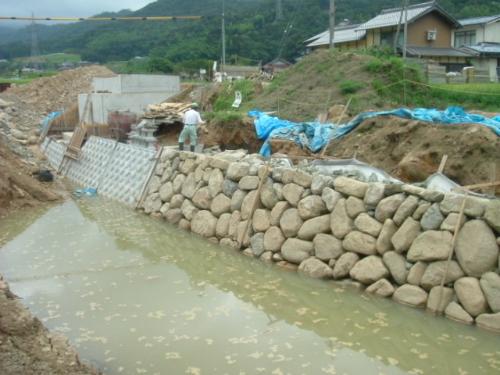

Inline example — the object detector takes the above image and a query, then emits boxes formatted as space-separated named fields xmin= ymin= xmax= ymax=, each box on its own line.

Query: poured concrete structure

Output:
xmin=78 ymin=74 xmax=181 ymax=124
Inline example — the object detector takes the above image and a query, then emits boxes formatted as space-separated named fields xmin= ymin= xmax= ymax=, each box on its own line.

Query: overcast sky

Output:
xmin=2 ymin=0 xmax=155 ymax=18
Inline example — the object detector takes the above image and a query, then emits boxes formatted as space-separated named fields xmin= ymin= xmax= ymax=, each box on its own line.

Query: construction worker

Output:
xmin=179 ymin=103 xmax=205 ymax=152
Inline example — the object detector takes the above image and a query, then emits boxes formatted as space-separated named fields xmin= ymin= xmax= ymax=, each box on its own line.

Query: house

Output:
xmin=306 ymin=1 xmax=476 ymax=71
xmin=262 ymin=58 xmax=292 ymax=74
xmin=454 ymin=15 xmax=500 ymax=81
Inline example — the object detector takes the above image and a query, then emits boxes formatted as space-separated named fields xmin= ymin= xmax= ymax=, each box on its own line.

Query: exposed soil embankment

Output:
xmin=0 ymin=277 xmax=98 ymax=375
xmin=326 ymin=116 xmax=500 ymax=193
xmin=0 ymin=138 xmax=60 ymax=218
xmin=201 ymin=116 xmax=262 ymax=153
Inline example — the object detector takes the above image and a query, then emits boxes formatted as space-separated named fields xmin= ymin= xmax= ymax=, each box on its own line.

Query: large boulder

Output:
xmin=297 ymin=195 xmax=326 ymax=220
xmin=230 ymin=190 xmax=247 ymax=211
xmin=484 ymin=200 xmax=500 ymax=233
xmin=181 ymin=199 xmax=198 ymax=221
xmin=440 ymin=194 xmax=487 ymax=217
xmin=426 ymin=286 xmax=454 ymax=314
xmin=297 ymin=215 xmax=330 ymax=240
xmin=208 ymin=169 xmax=224 ymax=197
xmin=239 ymin=176 xmax=260 ymax=190
xmin=445 ymin=302 xmax=473 ymax=325
xmin=250 ymin=233 xmax=265 ymax=257
xmin=407 ymin=231 xmax=453 ymax=262
xmin=144 ymin=193 xmax=162 ymax=214
xmin=407 ymin=262 xmax=427 ymax=286
xmin=322 ymin=187 xmax=342 ymax=212
xmin=210 ymin=194 xmax=231 ymax=217
xmin=172 ymin=174 xmax=186 ymax=194
xmin=342 ymin=231 xmax=377 ymax=255
xmin=165 ymin=209 xmax=183 ymax=224
xmin=216 ymin=213 xmax=231 ymax=238
xmin=366 ymin=278 xmax=395 ymax=297
xmin=264 ymin=226 xmax=286 ymax=252
xmin=281 ymin=239 xmax=314 ymax=264
xmin=345 ymin=196 xmax=366 ymax=219
xmin=191 ymin=210 xmax=218 ymax=238
xmin=169 ymin=194 xmax=185 ymax=209
xmin=333 ymin=176 xmax=368 ymax=198
xmin=298 ymin=257 xmax=332 ymax=279
xmin=455 ymin=220 xmax=499 ymax=277
xmin=364 ymin=183 xmax=385 ymax=210
xmin=420 ymin=203 xmax=445 ymax=231
xmin=376 ymin=219 xmax=397 ymax=254
xmin=382 ymin=251 xmax=408 ymax=285
xmin=349 ymin=255 xmax=389 ymax=285
xmin=181 ymin=174 xmax=198 ymax=199
xmin=148 ymin=176 xmax=161 ymax=194
xmin=420 ymin=261 xmax=464 ymax=290
xmin=192 ymin=187 xmax=213 ymax=209
xmin=223 ymin=179 xmax=239 ymax=197
xmin=311 ymin=175 xmax=332 ymax=195
xmin=391 ymin=217 xmax=421 ymax=253
xmin=270 ymin=201 xmax=289 ymax=226
xmin=282 ymin=183 xmax=304 ymax=207
xmin=375 ymin=193 xmax=406 ymax=222
xmin=226 ymin=162 xmax=250 ymax=181
xmin=393 ymin=284 xmax=428 ymax=308
xmin=476 ymin=313 xmax=500 ymax=333
xmin=330 ymin=199 xmax=353 ymax=239
xmin=159 ymin=182 xmax=174 ymax=202
xmin=440 ymin=213 xmax=466 ymax=232
xmin=313 ymin=234 xmax=343 ymax=261
xmin=241 ymin=190 xmax=259 ymax=220
xmin=292 ymin=170 xmax=313 ymax=188
xmin=252 ymin=209 xmax=271 ymax=233
xmin=480 ymin=272 xmax=500 ymax=313
xmin=260 ymin=182 xmax=279 ymax=209
xmin=332 ymin=252 xmax=360 ymax=279
xmin=354 ymin=213 xmax=382 ymax=237
xmin=280 ymin=208 xmax=303 ymax=238
xmin=454 ymin=277 xmax=488 ymax=317
xmin=393 ymin=195 xmax=419 ymax=226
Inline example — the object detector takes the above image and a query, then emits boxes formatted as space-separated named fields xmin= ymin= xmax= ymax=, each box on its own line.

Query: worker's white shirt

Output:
xmin=183 ymin=109 xmax=203 ymax=126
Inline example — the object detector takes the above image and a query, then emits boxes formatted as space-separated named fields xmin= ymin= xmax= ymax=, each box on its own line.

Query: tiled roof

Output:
xmin=306 ymin=25 xmax=366 ymax=47
xmin=459 ymin=15 xmax=500 ymax=26
xmin=464 ymin=42 xmax=500 ymax=55
xmin=357 ymin=1 xmax=459 ymax=30
xmin=405 ymin=45 xmax=477 ymax=57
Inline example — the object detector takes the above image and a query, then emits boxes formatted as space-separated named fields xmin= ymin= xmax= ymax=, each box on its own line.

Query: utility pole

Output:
xmin=394 ymin=0 xmax=405 ymax=54
xmin=30 ymin=12 xmax=41 ymax=70
xmin=276 ymin=0 xmax=284 ymax=21
xmin=221 ymin=0 xmax=226 ymax=75
xmin=403 ymin=0 xmax=409 ymax=59
xmin=329 ymin=0 xmax=336 ymax=49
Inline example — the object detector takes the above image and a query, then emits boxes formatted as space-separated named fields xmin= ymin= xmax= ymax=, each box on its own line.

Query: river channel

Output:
xmin=0 ymin=198 xmax=499 ymax=375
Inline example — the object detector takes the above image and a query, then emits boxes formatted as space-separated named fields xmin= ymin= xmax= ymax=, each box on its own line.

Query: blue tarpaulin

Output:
xmin=40 ymin=111 xmax=62 ymax=135
xmin=249 ymin=107 xmax=500 ymax=157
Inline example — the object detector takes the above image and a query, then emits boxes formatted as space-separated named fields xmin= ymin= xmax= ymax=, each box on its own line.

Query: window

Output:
xmin=380 ymin=31 xmax=404 ymax=47
xmin=454 ymin=30 xmax=476 ymax=47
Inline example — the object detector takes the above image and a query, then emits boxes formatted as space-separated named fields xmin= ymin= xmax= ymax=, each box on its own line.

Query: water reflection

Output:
xmin=0 ymin=198 xmax=499 ymax=375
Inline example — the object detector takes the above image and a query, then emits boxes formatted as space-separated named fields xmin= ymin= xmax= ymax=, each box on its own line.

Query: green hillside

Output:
xmin=0 ymin=0 xmax=499 ymax=64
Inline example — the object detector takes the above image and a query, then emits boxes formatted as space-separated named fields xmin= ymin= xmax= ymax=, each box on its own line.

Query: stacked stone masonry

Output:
xmin=142 ymin=149 xmax=500 ymax=333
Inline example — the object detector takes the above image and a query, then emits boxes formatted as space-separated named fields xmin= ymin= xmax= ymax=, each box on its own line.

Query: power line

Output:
xmin=0 ymin=16 xmax=202 ymax=22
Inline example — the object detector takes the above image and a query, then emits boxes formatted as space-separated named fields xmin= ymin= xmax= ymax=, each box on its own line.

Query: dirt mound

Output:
xmin=201 ymin=116 xmax=262 ymax=153
xmin=0 ymin=277 xmax=97 ymax=375
xmin=325 ymin=116 xmax=500 ymax=193
xmin=0 ymin=137 xmax=60 ymax=218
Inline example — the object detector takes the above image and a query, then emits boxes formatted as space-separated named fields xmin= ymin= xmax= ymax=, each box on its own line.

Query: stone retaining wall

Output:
xmin=142 ymin=148 xmax=500 ymax=333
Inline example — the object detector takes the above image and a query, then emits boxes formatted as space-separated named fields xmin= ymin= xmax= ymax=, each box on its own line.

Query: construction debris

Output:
xmin=143 ymin=102 xmax=191 ymax=120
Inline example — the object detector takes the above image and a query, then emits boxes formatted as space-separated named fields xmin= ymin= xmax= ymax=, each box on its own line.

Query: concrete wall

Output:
xmin=79 ymin=92 xmax=176 ymax=124
xmin=141 ymin=149 xmax=500 ymax=333
xmin=485 ymin=22 xmax=500 ymax=43
xmin=80 ymin=74 xmax=182 ymax=124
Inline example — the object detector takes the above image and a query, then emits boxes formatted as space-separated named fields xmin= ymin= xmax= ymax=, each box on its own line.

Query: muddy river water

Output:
xmin=0 ymin=198 xmax=499 ymax=375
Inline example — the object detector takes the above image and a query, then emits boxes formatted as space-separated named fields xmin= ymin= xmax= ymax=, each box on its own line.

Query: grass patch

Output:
xmin=0 ymin=71 xmax=57 ymax=85
xmin=339 ymin=80 xmax=364 ymax=95
xmin=205 ymin=110 xmax=245 ymax=124
xmin=213 ymin=80 xmax=255 ymax=111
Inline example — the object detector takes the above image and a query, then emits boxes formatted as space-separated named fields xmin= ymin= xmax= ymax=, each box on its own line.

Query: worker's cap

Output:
xmin=191 ymin=102 xmax=199 ymax=109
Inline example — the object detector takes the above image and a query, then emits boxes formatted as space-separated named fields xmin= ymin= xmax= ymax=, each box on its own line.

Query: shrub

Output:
xmin=339 ymin=80 xmax=364 ymax=95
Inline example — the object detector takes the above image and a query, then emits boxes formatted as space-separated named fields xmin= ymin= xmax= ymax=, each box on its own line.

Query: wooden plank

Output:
xmin=437 ymin=154 xmax=448 ymax=174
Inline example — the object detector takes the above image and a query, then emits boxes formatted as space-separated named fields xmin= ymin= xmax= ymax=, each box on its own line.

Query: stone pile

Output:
xmin=142 ymin=149 xmax=500 ymax=333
